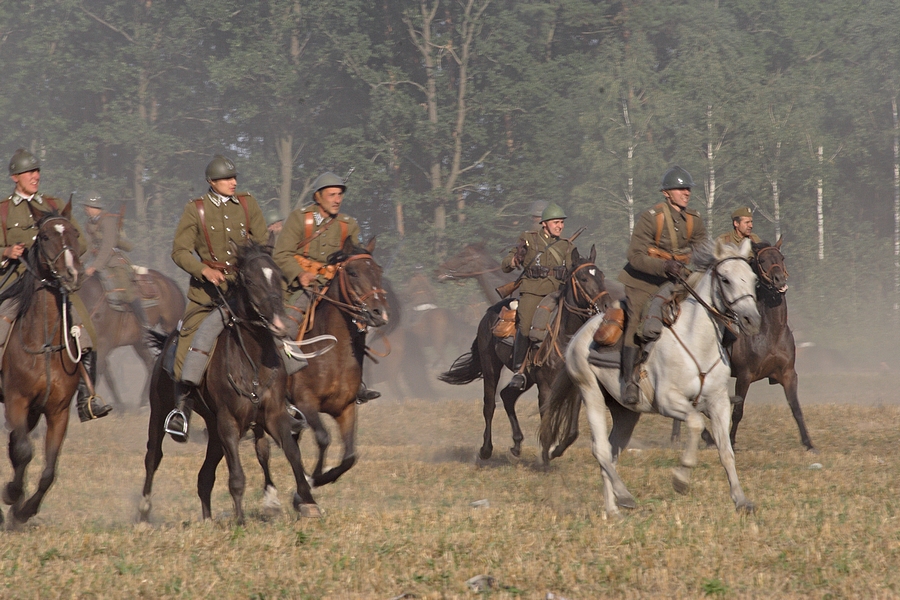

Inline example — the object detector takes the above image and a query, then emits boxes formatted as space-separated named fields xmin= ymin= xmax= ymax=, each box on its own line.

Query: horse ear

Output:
xmin=774 ymin=236 xmax=783 ymax=250
xmin=589 ymin=244 xmax=597 ymax=264
xmin=571 ymin=246 xmax=581 ymax=264
xmin=28 ymin=201 xmax=49 ymax=223
xmin=61 ymin=200 xmax=73 ymax=220
xmin=364 ymin=236 xmax=376 ymax=254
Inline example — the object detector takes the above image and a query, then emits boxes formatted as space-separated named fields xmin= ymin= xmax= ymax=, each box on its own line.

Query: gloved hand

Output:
xmin=664 ymin=259 xmax=687 ymax=281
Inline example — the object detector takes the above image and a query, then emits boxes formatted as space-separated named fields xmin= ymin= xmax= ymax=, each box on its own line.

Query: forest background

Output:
xmin=1 ymin=0 xmax=898 ymax=361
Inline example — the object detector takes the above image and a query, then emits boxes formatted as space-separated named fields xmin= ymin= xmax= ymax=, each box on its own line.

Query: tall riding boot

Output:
xmin=505 ymin=331 xmax=529 ymax=391
xmin=356 ymin=380 xmax=381 ymax=404
xmin=621 ymin=345 xmax=641 ymax=406
xmin=164 ymin=382 xmax=195 ymax=443
xmin=76 ymin=350 xmax=112 ymax=422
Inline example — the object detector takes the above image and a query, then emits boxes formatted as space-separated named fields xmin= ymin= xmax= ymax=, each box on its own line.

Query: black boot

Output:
xmin=76 ymin=350 xmax=112 ymax=422
xmin=621 ymin=345 xmax=641 ymax=406
xmin=505 ymin=331 xmax=529 ymax=391
xmin=356 ymin=381 xmax=381 ymax=404
xmin=164 ymin=382 xmax=194 ymax=443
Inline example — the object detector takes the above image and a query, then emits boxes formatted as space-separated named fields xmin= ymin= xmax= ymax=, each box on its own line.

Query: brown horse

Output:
xmin=670 ymin=239 xmax=814 ymax=452
xmin=78 ymin=269 xmax=185 ymax=409
xmin=139 ymin=242 xmax=319 ymax=523
xmin=274 ymin=237 xmax=389 ymax=492
xmin=439 ymin=246 xmax=609 ymax=461
xmin=0 ymin=202 xmax=85 ymax=527
xmin=435 ymin=242 xmax=516 ymax=304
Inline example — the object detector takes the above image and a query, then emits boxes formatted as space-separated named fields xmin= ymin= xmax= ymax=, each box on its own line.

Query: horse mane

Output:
xmin=693 ymin=237 xmax=747 ymax=271
xmin=234 ymin=240 xmax=272 ymax=270
xmin=0 ymin=207 xmax=66 ymax=319
xmin=327 ymin=242 xmax=371 ymax=265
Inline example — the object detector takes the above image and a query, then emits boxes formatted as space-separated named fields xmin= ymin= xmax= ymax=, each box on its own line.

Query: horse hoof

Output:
xmin=672 ymin=469 xmax=690 ymax=495
xmin=262 ymin=485 xmax=282 ymax=515
xmin=736 ymin=501 xmax=756 ymax=514
xmin=616 ymin=494 xmax=637 ymax=510
xmin=508 ymin=446 xmax=521 ymax=459
xmin=478 ymin=448 xmax=492 ymax=461
xmin=138 ymin=496 xmax=152 ymax=522
xmin=299 ymin=504 xmax=323 ymax=519
xmin=2 ymin=484 xmax=19 ymax=506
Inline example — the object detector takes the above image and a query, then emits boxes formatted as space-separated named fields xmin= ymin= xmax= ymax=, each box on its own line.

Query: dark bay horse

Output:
xmin=266 ymin=237 xmax=389 ymax=498
xmin=705 ymin=239 xmax=814 ymax=451
xmin=78 ymin=269 xmax=185 ymax=408
xmin=139 ymin=242 xmax=318 ymax=523
xmin=1 ymin=202 xmax=85 ymax=527
xmin=435 ymin=242 xmax=515 ymax=304
xmin=439 ymin=246 xmax=609 ymax=461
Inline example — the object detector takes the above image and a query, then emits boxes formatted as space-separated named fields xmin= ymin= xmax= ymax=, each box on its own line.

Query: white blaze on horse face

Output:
xmin=589 ymin=268 xmax=596 ymax=277
xmin=262 ymin=267 xmax=273 ymax=286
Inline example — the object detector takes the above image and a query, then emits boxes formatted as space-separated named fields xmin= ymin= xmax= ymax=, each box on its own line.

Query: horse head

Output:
xmin=28 ymin=200 xmax=83 ymax=293
xmin=700 ymin=238 xmax=761 ymax=335
xmin=231 ymin=240 xmax=287 ymax=337
xmin=328 ymin=236 xmax=389 ymax=328
xmin=564 ymin=245 xmax=610 ymax=316
xmin=752 ymin=237 xmax=788 ymax=294
xmin=434 ymin=242 xmax=496 ymax=281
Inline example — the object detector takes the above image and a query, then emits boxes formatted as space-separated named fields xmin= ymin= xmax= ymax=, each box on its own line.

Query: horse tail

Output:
xmin=540 ymin=312 xmax=606 ymax=453
xmin=438 ymin=337 xmax=482 ymax=385
xmin=538 ymin=366 xmax=579 ymax=452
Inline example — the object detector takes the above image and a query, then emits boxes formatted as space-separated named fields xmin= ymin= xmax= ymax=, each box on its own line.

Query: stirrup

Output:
xmin=78 ymin=394 xmax=112 ymax=422
xmin=506 ymin=372 xmax=527 ymax=391
xmin=287 ymin=404 xmax=308 ymax=433
xmin=164 ymin=409 xmax=189 ymax=442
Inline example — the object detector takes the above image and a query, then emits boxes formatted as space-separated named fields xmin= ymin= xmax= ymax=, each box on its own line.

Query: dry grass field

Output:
xmin=1 ymin=366 xmax=899 ymax=599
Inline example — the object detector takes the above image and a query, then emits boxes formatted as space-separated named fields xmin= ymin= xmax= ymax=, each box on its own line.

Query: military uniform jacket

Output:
xmin=0 ymin=193 xmax=88 ymax=293
xmin=501 ymin=229 xmax=575 ymax=296
xmin=171 ymin=191 xmax=267 ymax=306
xmin=273 ymin=205 xmax=361 ymax=287
xmin=618 ymin=202 xmax=707 ymax=294
xmin=85 ymin=213 xmax=133 ymax=271
xmin=717 ymin=229 xmax=761 ymax=247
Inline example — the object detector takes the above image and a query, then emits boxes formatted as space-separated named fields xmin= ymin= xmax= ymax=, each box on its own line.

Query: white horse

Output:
xmin=540 ymin=238 xmax=761 ymax=515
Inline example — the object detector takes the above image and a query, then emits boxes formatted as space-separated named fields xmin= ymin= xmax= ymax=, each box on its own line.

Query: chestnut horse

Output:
xmin=78 ymin=269 xmax=185 ymax=409
xmin=0 ymin=202 xmax=85 ymax=527
xmin=139 ymin=242 xmax=318 ymax=523
xmin=439 ymin=246 xmax=608 ymax=462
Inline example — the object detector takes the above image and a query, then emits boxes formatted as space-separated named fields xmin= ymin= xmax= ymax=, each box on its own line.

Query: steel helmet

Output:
xmin=529 ymin=200 xmax=548 ymax=218
xmin=9 ymin=148 xmax=40 ymax=176
xmin=540 ymin=202 xmax=567 ymax=222
xmin=81 ymin=190 xmax=104 ymax=209
xmin=311 ymin=172 xmax=346 ymax=196
xmin=205 ymin=155 xmax=238 ymax=181
xmin=660 ymin=166 xmax=695 ymax=190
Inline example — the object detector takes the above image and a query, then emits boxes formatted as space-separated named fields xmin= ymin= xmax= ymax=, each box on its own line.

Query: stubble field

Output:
xmin=1 ymin=366 xmax=899 ymax=599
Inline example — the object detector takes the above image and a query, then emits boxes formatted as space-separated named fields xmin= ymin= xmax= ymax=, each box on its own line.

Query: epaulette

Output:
xmin=684 ymin=207 xmax=702 ymax=217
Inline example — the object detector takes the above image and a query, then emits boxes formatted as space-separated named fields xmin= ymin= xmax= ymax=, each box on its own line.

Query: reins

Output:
xmin=754 ymin=245 xmax=788 ymax=292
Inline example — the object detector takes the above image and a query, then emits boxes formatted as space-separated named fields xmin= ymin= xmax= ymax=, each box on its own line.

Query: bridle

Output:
xmin=319 ymin=253 xmax=387 ymax=330
xmin=563 ymin=262 xmax=609 ymax=318
xmin=753 ymin=245 xmax=788 ymax=292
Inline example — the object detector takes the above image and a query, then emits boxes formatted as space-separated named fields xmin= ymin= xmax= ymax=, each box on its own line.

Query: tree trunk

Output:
xmin=623 ymin=98 xmax=635 ymax=235
xmin=276 ymin=134 xmax=293 ymax=217
xmin=892 ymin=97 xmax=899 ymax=316
xmin=816 ymin=145 xmax=824 ymax=260
xmin=705 ymin=105 xmax=716 ymax=231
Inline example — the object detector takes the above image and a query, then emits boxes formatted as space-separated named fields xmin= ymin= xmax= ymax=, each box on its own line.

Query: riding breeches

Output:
xmin=174 ymin=301 xmax=226 ymax=384
xmin=514 ymin=292 xmax=545 ymax=337
xmin=622 ymin=285 xmax=653 ymax=349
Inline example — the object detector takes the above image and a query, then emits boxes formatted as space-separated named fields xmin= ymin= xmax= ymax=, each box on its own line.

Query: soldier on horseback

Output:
xmin=164 ymin=155 xmax=268 ymax=442
xmin=81 ymin=191 xmax=152 ymax=336
xmin=618 ymin=166 xmax=708 ymax=405
xmin=718 ymin=206 xmax=761 ymax=247
xmin=500 ymin=202 xmax=574 ymax=391
xmin=0 ymin=149 xmax=112 ymax=422
xmin=273 ymin=171 xmax=380 ymax=403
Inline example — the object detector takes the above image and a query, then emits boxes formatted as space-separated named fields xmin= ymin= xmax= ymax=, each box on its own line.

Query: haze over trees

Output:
xmin=1 ymin=0 xmax=898 ymax=352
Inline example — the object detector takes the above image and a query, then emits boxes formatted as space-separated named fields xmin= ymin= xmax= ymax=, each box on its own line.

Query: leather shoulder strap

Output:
xmin=235 ymin=193 xmax=251 ymax=232
xmin=339 ymin=219 xmax=348 ymax=246
xmin=0 ymin=199 xmax=9 ymax=247
xmin=685 ymin=212 xmax=694 ymax=241
xmin=658 ymin=202 xmax=678 ymax=252
xmin=193 ymin=198 xmax=218 ymax=261
xmin=653 ymin=203 xmax=665 ymax=248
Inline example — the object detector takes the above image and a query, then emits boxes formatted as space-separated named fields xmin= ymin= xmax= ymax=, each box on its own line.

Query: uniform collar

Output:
xmin=207 ymin=189 xmax=238 ymax=207
xmin=12 ymin=192 xmax=41 ymax=206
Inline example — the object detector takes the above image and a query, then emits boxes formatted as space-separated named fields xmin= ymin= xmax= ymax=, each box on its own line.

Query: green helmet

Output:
xmin=529 ymin=200 xmax=548 ymax=218
xmin=81 ymin=190 xmax=104 ymax=209
xmin=9 ymin=149 xmax=40 ymax=176
xmin=265 ymin=208 xmax=283 ymax=225
xmin=312 ymin=172 xmax=346 ymax=196
xmin=660 ymin=166 xmax=695 ymax=190
xmin=540 ymin=202 xmax=567 ymax=222
xmin=205 ymin=155 xmax=238 ymax=181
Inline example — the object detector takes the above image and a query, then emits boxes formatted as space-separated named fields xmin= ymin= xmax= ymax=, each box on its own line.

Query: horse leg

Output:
xmin=552 ymin=391 xmax=582 ymax=460
xmin=312 ymin=404 xmax=357 ymax=487
xmin=781 ymin=368 xmax=815 ymax=452
xmin=197 ymin=420 xmax=225 ymax=521
xmin=302 ymin=409 xmax=331 ymax=483
xmin=672 ymin=410 xmax=703 ymax=495
xmin=218 ymin=422 xmax=247 ymax=525
xmin=499 ymin=383 xmax=528 ymax=458
xmin=606 ymin=395 xmax=641 ymax=461
xmin=478 ymin=345 xmax=502 ymax=461
xmin=253 ymin=428 xmax=281 ymax=514
xmin=13 ymin=406 xmax=70 ymax=524
xmin=727 ymin=377 xmax=752 ymax=449
xmin=670 ymin=420 xmax=682 ymax=446
xmin=139 ymin=397 xmax=167 ymax=522
xmin=582 ymin=382 xmax=634 ymax=515
xmin=3 ymin=399 xmax=34 ymax=509
xmin=706 ymin=395 xmax=754 ymax=513
xmin=266 ymin=413 xmax=320 ymax=518
xmin=134 ymin=343 xmax=156 ymax=409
